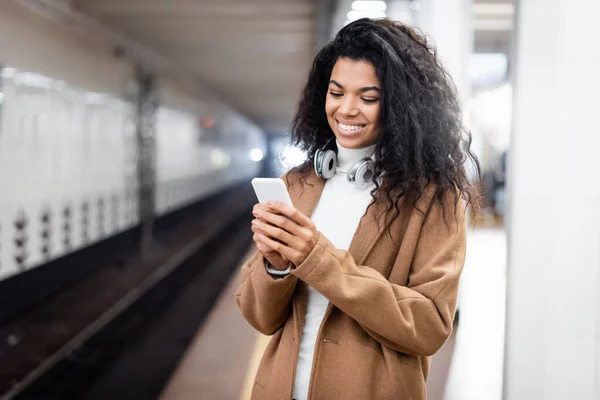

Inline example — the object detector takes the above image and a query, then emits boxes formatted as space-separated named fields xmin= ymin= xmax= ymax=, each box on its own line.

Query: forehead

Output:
xmin=330 ymin=57 xmax=380 ymax=87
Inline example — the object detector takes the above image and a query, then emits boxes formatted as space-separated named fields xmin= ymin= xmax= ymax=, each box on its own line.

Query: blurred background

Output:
xmin=0 ymin=0 xmax=597 ymax=399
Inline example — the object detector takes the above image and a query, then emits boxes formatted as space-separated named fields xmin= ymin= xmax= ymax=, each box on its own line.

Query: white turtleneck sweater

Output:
xmin=293 ymin=140 xmax=376 ymax=400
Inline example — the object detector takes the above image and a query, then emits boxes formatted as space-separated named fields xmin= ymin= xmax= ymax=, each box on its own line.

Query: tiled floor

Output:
xmin=162 ymin=227 xmax=507 ymax=400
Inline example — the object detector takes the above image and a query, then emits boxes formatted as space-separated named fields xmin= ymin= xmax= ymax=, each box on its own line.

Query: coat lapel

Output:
xmin=288 ymin=170 xmax=398 ymax=271
xmin=287 ymin=169 xmax=325 ymax=219
xmin=347 ymin=196 xmax=388 ymax=265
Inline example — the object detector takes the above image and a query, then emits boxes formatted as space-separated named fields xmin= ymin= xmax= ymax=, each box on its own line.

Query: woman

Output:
xmin=236 ymin=18 xmax=480 ymax=400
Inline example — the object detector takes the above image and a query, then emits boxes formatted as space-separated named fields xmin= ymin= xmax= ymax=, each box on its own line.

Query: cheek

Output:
xmin=325 ymin=98 xmax=335 ymax=119
xmin=367 ymin=106 xmax=380 ymax=130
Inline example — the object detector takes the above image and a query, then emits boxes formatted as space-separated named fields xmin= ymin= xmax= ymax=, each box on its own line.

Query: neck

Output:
xmin=335 ymin=139 xmax=376 ymax=171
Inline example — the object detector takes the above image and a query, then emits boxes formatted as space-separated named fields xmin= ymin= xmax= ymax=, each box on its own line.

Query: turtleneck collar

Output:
xmin=335 ymin=139 xmax=376 ymax=172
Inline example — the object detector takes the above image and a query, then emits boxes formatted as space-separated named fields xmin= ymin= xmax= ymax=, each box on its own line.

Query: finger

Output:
xmin=253 ymin=221 xmax=312 ymax=255
xmin=253 ymin=204 xmax=279 ymax=225
xmin=252 ymin=225 xmax=291 ymax=251
xmin=251 ymin=223 xmax=280 ymax=242
xmin=256 ymin=242 xmax=274 ymax=256
xmin=267 ymin=201 xmax=314 ymax=229
xmin=254 ymin=204 xmax=292 ymax=228
xmin=256 ymin=233 xmax=295 ymax=263
xmin=252 ymin=219 xmax=295 ymax=246
xmin=253 ymin=233 xmax=263 ymax=247
xmin=254 ymin=234 xmax=277 ymax=254
xmin=253 ymin=203 xmax=272 ymax=214
xmin=253 ymin=208 xmax=301 ymax=236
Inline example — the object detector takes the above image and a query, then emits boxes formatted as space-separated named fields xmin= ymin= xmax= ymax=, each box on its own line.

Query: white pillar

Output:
xmin=504 ymin=1 xmax=600 ymax=399
xmin=412 ymin=0 xmax=483 ymax=186
xmin=413 ymin=0 xmax=480 ymax=178
xmin=414 ymin=0 xmax=473 ymax=100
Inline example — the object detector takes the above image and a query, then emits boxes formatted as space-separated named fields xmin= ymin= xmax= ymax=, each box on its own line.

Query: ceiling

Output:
xmin=74 ymin=0 xmax=328 ymax=135
xmin=70 ymin=0 xmax=512 ymax=135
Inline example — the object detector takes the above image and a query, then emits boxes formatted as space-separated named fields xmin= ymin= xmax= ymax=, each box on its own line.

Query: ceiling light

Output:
xmin=250 ymin=148 xmax=264 ymax=162
xmin=351 ymin=1 xmax=387 ymax=12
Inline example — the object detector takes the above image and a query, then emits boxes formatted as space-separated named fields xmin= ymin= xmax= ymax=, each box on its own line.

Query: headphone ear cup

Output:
xmin=347 ymin=158 xmax=375 ymax=189
xmin=319 ymin=150 xmax=337 ymax=179
xmin=314 ymin=149 xmax=324 ymax=177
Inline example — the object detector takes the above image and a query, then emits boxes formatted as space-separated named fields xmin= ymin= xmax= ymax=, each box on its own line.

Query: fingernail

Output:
xmin=266 ymin=201 xmax=274 ymax=207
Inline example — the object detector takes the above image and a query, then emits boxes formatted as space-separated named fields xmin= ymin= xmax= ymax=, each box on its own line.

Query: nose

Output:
xmin=338 ymin=96 xmax=359 ymax=117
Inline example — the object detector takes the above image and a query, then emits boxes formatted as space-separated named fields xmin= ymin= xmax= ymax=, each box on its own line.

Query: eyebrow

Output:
xmin=329 ymin=79 xmax=380 ymax=93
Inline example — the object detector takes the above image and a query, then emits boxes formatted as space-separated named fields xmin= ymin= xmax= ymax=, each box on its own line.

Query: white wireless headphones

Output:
xmin=313 ymin=138 xmax=375 ymax=189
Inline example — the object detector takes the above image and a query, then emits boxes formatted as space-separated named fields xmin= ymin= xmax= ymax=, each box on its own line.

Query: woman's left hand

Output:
xmin=251 ymin=201 xmax=319 ymax=268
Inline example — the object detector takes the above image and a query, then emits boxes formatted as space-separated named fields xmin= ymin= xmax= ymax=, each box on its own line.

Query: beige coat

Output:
xmin=236 ymin=170 xmax=466 ymax=400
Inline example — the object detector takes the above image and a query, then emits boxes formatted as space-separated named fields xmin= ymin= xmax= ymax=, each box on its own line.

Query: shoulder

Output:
xmin=382 ymin=182 xmax=464 ymax=229
xmin=403 ymin=181 xmax=461 ymax=210
xmin=416 ymin=183 xmax=466 ymax=230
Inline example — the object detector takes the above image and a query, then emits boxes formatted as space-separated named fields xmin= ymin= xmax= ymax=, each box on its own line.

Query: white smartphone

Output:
xmin=251 ymin=178 xmax=293 ymax=206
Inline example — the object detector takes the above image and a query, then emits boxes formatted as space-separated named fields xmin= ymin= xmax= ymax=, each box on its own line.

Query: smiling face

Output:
xmin=325 ymin=57 xmax=381 ymax=149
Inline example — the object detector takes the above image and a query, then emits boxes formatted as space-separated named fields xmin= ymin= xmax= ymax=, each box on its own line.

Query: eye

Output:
xmin=362 ymin=98 xmax=379 ymax=104
xmin=328 ymin=91 xmax=343 ymax=98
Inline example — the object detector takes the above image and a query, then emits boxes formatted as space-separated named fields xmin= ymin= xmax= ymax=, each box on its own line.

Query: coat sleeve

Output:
xmin=235 ymin=247 xmax=299 ymax=336
xmin=235 ymin=172 xmax=299 ymax=335
xmin=291 ymin=193 xmax=466 ymax=356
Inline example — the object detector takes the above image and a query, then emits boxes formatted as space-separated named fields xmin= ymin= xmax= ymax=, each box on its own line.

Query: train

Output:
xmin=0 ymin=1 xmax=266 ymax=282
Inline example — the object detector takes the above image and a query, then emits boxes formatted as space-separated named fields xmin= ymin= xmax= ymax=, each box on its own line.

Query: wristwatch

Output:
xmin=265 ymin=260 xmax=292 ymax=278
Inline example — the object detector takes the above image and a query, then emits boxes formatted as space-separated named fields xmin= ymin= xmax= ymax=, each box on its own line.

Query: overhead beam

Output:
xmin=473 ymin=2 xmax=514 ymax=17
xmin=474 ymin=18 xmax=513 ymax=31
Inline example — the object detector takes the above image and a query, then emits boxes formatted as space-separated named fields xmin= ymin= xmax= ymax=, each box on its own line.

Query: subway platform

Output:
xmin=160 ymin=228 xmax=506 ymax=400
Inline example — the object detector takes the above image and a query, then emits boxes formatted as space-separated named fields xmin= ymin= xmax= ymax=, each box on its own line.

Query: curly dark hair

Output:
xmin=288 ymin=18 xmax=481 ymax=221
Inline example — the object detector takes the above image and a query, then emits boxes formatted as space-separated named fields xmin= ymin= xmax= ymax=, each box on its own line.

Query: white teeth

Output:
xmin=339 ymin=123 xmax=364 ymax=131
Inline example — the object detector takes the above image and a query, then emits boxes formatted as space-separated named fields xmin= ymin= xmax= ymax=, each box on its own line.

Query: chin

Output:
xmin=335 ymin=134 xmax=374 ymax=149
xmin=336 ymin=137 xmax=360 ymax=149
